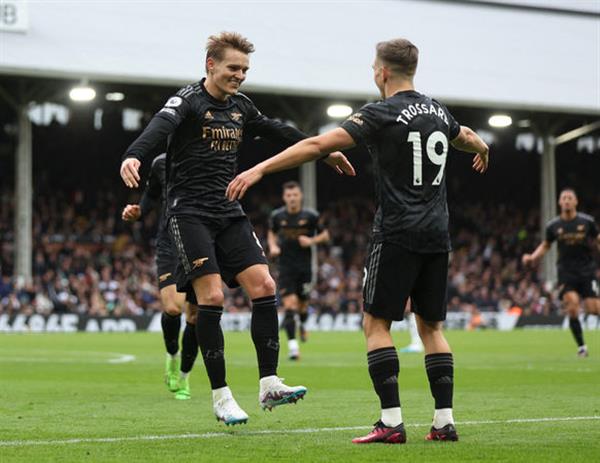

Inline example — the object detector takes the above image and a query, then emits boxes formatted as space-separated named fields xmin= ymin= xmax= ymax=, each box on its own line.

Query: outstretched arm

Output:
xmin=226 ymin=128 xmax=356 ymax=200
xmin=522 ymin=241 xmax=551 ymax=267
xmin=451 ymin=126 xmax=490 ymax=173
xmin=120 ymin=95 xmax=190 ymax=188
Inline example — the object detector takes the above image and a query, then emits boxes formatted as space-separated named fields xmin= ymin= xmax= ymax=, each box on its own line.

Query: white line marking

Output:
xmin=1 ymin=415 xmax=598 ymax=447
xmin=107 ymin=354 xmax=136 ymax=364
xmin=0 ymin=352 xmax=136 ymax=364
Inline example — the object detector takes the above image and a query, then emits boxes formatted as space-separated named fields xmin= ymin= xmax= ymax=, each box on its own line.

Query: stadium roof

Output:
xmin=0 ymin=0 xmax=599 ymax=115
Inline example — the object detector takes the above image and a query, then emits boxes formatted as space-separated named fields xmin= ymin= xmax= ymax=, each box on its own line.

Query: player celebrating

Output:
xmin=120 ymin=32 xmax=353 ymax=425
xmin=268 ymin=181 xmax=330 ymax=360
xmin=227 ymin=38 xmax=489 ymax=443
xmin=122 ymin=153 xmax=199 ymax=400
xmin=522 ymin=188 xmax=600 ymax=357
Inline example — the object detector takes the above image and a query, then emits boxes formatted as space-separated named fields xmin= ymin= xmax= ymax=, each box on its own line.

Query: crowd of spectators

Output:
xmin=3 ymin=183 xmax=598 ymax=319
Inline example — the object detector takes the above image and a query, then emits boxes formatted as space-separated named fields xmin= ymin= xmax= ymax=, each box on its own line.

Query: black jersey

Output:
xmin=340 ymin=90 xmax=460 ymax=253
xmin=124 ymin=78 xmax=306 ymax=219
xmin=270 ymin=207 xmax=322 ymax=271
xmin=545 ymin=213 xmax=599 ymax=276
xmin=139 ymin=153 xmax=167 ymax=233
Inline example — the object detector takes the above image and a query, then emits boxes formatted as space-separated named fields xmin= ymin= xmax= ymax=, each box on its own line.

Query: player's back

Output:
xmin=342 ymin=90 xmax=460 ymax=253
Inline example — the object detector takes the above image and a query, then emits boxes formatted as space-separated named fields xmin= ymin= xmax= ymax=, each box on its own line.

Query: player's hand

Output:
xmin=298 ymin=235 xmax=313 ymax=248
xmin=120 ymin=158 xmax=141 ymax=188
xmin=269 ymin=245 xmax=281 ymax=258
xmin=323 ymin=151 xmax=356 ymax=176
xmin=472 ymin=148 xmax=489 ymax=174
xmin=226 ymin=167 xmax=263 ymax=201
xmin=521 ymin=253 xmax=535 ymax=267
xmin=122 ymin=204 xmax=141 ymax=222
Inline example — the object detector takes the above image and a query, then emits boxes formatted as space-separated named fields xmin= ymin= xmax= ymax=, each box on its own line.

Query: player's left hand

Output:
xmin=122 ymin=204 xmax=141 ymax=222
xmin=226 ymin=167 xmax=263 ymax=201
xmin=323 ymin=151 xmax=356 ymax=176
xmin=298 ymin=235 xmax=313 ymax=248
xmin=472 ymin=149 xmax=489 ymax=174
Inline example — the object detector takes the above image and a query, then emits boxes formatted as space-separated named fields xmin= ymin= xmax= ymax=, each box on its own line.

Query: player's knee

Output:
xmin=417 ymin=319 xmax=442 ymax=337
xmin=200 ymin=290 xmax=225 ymax=307
xmin=255 ymin=275 xmax=277 ymax=297
xmin=362 ymin=314 xmax=389 ymax=337
xmin=163 ymin=304 xmax=181 ymax=317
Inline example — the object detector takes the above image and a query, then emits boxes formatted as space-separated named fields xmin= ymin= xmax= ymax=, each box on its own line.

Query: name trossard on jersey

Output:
xmin=124 ymin=79 xmax=305 ymax=219
xmin=270 ymin=207 xmax=322 ymax=271
xmin=340 ymin=90 xmax=461 ymax=253
xmin=546 ymin=213 xmax=599 ymax=276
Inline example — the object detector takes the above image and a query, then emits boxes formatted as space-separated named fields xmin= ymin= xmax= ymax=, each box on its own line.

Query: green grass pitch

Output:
xmin=1 ymin=329 xmax=599 ymax=462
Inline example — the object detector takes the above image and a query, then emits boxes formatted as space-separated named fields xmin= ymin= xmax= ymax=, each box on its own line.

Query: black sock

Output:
xmin=425 ymin=353 xmax=454 ymax=409
xmin=251 ymin=296 xmax=279 ymax=378
xmin=161 ymin=312 xmax=181 ymax=356
xmin=181 ymin=322 xmax=198 ymax=374
xmin=196 ymin=305 xmax=226 ymax=389
xmin=282 ymin=309 xmax=296 ymax=340
xmin=367 ymin=347 xmax=400 ymax=409
xmin=569 ymin=317 xmax=585 ymax=347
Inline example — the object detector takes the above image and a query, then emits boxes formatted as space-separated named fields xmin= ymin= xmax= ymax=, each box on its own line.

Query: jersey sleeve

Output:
xmin=269 ymin=210 xmax=280 ymax=233
xmin=123 ymin=89 xmax=193 ymax=162
xmin=434 ymin=99 xmax=460 ymax=141
xmin=242 ymin=96 xmax=307 ymax=148
xmin=340 ymin=102 xmax=387 ymax=144
xmin=139 ymin=158 xmax=163 ymax=217
xmin=545 ymin=222 xmax=556 ymax=243
xmin=312 ymin=211 xmax=325 ymax=233
xmin=446 ymin=108 xmax=461 ymax=141
xmin=587 ymin=217 xmax=599 ymax=238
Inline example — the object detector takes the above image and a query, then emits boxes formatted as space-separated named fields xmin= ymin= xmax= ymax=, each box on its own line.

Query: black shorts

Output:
xmin=169 ymin=214 xmax=267 ymax=301
xmin=559 ymin=272 xmax=600 ymax=299
xmin=278 ymin=267 xmax=313 ymax=301
xmin=363 ymin=241 xmax=448 ymax=322
xmin=155 ymin=229 xmax=178 ymax=290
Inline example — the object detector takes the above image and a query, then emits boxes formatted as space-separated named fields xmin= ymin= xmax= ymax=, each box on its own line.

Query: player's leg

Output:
xmin=236 ymin=264 xmax=307 ymax=409
xmin=159 ymin=284 xmax=184 ymax=392
xmin=281 ymin=292 xmax=301 ymax=360
xmin=169 ymin=215 xmax=247 ymax=425
xmin=175 ymin=302 xmax=199 ymax=400
xmin=353 ymin=242 xmax=408 ymax=445
xmin=412 ymin=252 xmax=458 ymax=442
xmin=192 ymin=273 xmax=248 ymax=424
xmin=297 ymin=275 xmax=313 ymax=343
xmin=563 ymin=290 xmax=586 ymax=355
xmin=399 ymin=299 xmax=424 ymax=353
xmin=298 ymin=299 xmax=309 ymax=342
xmin=218 ymin=217 xmax=306 ymax=410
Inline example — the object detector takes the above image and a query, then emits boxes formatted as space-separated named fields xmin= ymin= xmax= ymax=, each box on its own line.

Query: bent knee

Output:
xmin=163 ymin=304 xmax=182 ymax=316
xmin=254 ymin=276 xmax=277 ymax=297
xmin=199 ymin=290 xmax=225 ymax=307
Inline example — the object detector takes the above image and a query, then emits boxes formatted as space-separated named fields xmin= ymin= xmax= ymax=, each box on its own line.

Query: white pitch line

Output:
xmin=1 ymin=415 xmax=599 ymax=448
xmin=0 ymin=352 xmax=136 ymax=364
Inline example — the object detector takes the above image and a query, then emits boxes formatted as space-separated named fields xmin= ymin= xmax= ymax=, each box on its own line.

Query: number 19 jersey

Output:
xmin=340 ymin=90 xmax=461 ymax=253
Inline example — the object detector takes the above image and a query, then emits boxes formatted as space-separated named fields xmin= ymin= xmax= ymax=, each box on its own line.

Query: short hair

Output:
xmin=206 ymin=31 xmax=255 ymax=63
xmin=375 ymin=38 xmax=419 ymax=77
xmin=560 ymin=187 xmax=577 ymax=197
xmin=283 ymin=181 xmax=301 ymax=191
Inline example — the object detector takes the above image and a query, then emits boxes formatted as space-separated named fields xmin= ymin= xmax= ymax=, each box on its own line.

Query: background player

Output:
xmin=119 ymin=32 xmax=354 ymax=425
xmin=122 ymin=153 xmax=199 ymax=400
xmin=227 ymin=37 xmax=489 ymax=443
xmin=522 ymin=188 xmax=600 ymax=357
xmin=268 ymin=181 xmax=330 ymax=360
